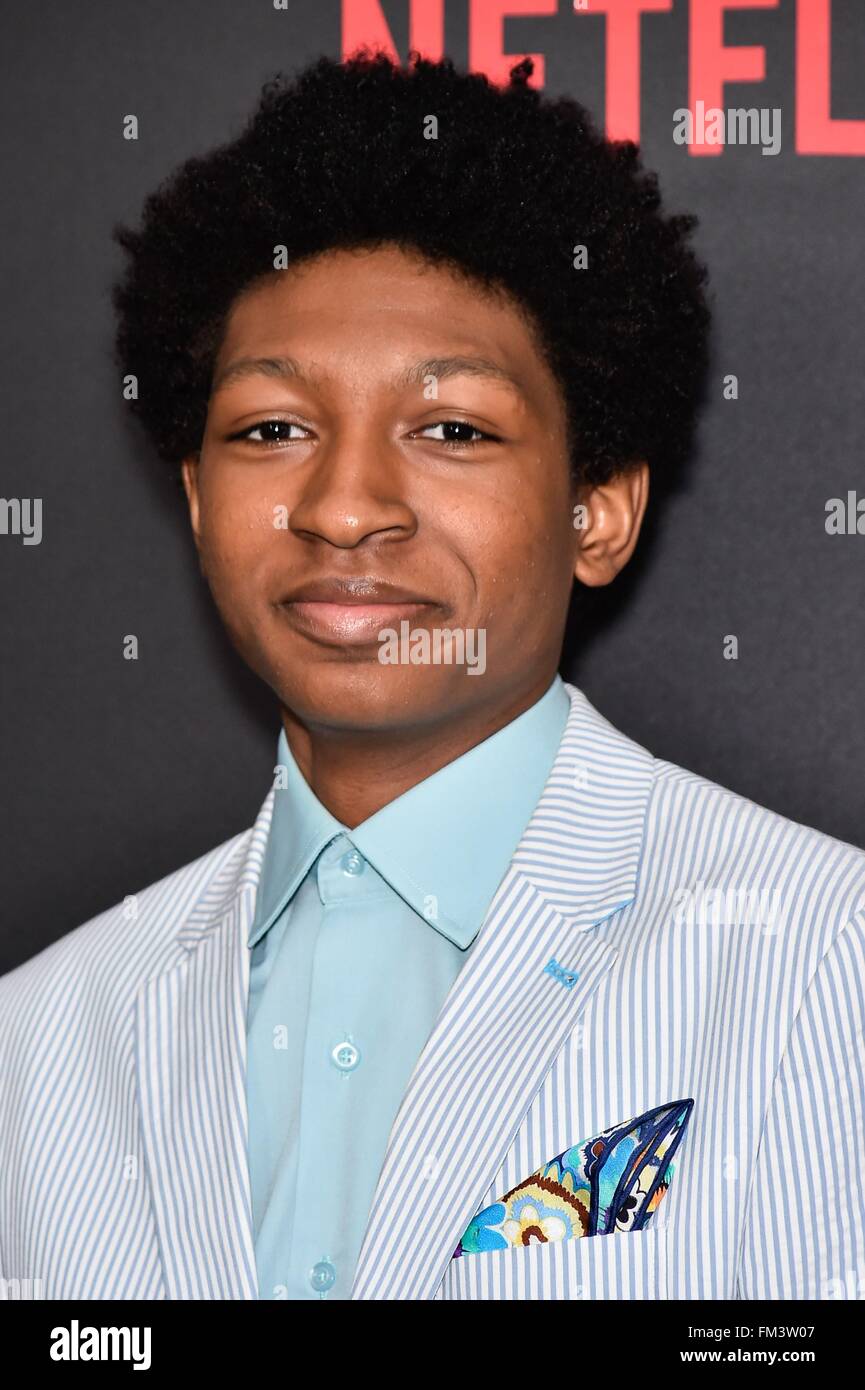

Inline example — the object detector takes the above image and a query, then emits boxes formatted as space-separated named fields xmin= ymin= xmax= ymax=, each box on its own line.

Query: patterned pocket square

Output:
xmin=454 ymin=1098 xmax=694 ymax=1257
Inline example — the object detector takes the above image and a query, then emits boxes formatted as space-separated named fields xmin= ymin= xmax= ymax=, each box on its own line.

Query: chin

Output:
xmin=273 ymin=664 xmax=465 ymax=735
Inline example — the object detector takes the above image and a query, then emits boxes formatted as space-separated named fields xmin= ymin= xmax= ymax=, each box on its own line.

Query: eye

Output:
xmin=415 ymin=420 xmax=498 ymax=449
xmin=228 ymin=419 xmax=310 ymax=446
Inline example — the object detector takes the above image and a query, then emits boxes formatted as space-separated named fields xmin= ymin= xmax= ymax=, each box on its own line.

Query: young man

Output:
xmin=1 ymin=52 xmax=862 ymax=1303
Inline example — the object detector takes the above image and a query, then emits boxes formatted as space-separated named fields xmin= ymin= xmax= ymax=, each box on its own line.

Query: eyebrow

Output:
xmin=210 ymin=353 xmax=525 ymax=396
xmin=211 ymin=355 xmax=305 ymax=394
xmin=398 ymin=356 xmax=524 ymax=394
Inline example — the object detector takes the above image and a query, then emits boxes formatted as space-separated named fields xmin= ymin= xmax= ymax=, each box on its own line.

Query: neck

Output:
xmin=280 ymin=676 xmax=556 ymax=828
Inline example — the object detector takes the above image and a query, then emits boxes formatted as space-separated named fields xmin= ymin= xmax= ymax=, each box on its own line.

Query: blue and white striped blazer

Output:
xmin=2 ymin=683 xmax=864 ymax=1300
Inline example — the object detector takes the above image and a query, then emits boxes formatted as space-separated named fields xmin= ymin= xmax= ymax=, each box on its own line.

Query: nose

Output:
xmin=288 ymin=424 xmax=418 ymax=549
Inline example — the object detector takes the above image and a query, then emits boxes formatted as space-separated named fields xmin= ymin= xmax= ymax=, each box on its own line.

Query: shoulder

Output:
xmin=0 ymin=825 xmax=253 ymax=1020
xmin=564 ymin=683 xmax=865 ymax=934
xmin=644 ymin=752 xmax=865 ymax=949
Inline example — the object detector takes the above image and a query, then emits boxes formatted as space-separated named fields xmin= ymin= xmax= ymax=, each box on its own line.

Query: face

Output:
xmin=182 ymin=243 xmax=647 ymax=737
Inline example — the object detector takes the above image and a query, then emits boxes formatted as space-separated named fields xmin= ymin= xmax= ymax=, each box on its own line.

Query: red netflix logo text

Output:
xmin=341 ymin=0 xmax=865 ymax=156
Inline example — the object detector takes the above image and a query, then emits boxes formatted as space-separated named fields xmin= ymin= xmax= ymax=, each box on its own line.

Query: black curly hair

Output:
xmin=112 ymin=49 xmax=711 ymax=491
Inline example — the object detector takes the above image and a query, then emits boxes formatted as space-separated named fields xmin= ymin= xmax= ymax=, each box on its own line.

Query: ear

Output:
xmin=572 ymin=462 xmax=649 ymax=588
xmin=180 ymin=454 xmax=202 ymax=546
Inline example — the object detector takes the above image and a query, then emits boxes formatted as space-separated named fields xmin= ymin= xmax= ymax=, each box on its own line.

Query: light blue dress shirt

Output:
xmin=245 ymin=674 xmax=571 ymax=1299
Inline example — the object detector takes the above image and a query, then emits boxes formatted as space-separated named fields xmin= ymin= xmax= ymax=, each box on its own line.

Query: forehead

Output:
xmin=213 ymin=243 xmax=557 ymax=401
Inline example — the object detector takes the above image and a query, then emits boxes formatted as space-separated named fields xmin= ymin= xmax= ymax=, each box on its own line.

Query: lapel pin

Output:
xmin=544 ymin=957 xmax=579 ymax=989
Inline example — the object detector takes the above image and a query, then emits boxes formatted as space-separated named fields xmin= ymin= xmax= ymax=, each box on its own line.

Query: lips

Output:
xmin=281 ymin=577 xmax=434 ymax=605
xmin=277 ymin=576 xmax=441 ymax=647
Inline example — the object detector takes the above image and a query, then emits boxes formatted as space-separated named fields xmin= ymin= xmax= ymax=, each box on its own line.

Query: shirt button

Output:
xmin=309 ymin=1259 xmax=336 ymax=1293
xmin=331 ymin=1039 xmax=361 ymax=1072
xmin=340 ymin=848 xmax=365 ymax=876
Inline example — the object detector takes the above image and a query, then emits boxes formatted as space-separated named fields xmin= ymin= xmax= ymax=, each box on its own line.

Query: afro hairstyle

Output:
xmin=112 ymin=49 xmax=711 ymax=491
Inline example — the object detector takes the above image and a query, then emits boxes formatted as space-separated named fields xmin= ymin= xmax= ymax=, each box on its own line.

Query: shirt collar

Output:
xmin=248 ymin=674 xmax=571 ymax=952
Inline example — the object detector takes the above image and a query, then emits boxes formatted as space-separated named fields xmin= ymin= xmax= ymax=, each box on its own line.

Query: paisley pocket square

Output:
xmin=454 ymin=1098 xmax=694 ymax=1257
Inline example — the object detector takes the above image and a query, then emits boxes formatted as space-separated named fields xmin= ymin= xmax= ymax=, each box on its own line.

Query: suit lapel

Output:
xmin=351 ymin=684 xmax=654 ymax=1300
xmin=135 ymin=791 xmax=275 ymax=1301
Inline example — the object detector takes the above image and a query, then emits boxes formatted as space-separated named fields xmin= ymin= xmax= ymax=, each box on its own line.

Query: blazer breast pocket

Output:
xmin=436 ymin=1099 xmax=691 ymax=1299
xmin=437 ymin=1222 xmax=667 ymax=1300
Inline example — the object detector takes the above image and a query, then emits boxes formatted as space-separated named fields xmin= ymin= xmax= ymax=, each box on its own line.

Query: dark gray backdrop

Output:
xmin=2 ymin=0 xmax=863 ymax=974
